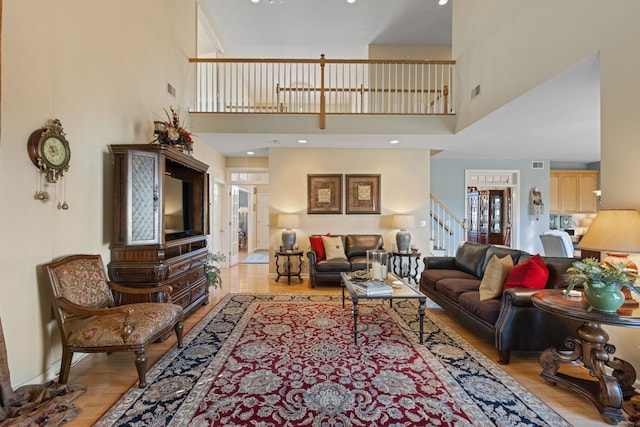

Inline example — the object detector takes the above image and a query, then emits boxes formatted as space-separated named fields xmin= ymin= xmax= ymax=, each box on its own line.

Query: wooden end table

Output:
xmin=532 ymin=289 xmax=640 ymax=424
xmin=390 ymin=250 xmax=422 ymax=284
xmin=274 ymin=250 xmax=303 ymax=284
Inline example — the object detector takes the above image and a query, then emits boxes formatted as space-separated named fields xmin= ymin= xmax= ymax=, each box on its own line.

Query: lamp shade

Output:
xmin=578 ymin=209 xmax=640 ymax=253
xmin=277 ymin=214 xmax=300 ymax=229
xmin=392 ymin=215 xmax=416 ymax=230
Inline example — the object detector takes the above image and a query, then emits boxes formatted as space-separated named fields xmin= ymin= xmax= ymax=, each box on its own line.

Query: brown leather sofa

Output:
xmin=307 ymin=234 xmax=384 ymax=287
xmin=420 ymin=241 xmax=582 ymax=364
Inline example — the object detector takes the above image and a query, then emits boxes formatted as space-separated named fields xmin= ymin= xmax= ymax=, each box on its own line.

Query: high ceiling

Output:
xmin=197 ymin=0 xmax=600 ymax=163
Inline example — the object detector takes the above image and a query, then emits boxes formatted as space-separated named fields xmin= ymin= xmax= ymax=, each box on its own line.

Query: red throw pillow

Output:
xmin=309 ymin=233 xmax=330 ymax=261
xmin=503 ymin=254 xmax=550 ymax=290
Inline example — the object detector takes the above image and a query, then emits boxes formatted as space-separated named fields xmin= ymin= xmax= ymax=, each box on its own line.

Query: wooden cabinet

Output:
xmin=467 ymin=190 xmax=505 ymax=245
xmin=549 ymin=170 xmax=599 ymax=213
xmin=107 ymin=144 xmax=210 ymax=318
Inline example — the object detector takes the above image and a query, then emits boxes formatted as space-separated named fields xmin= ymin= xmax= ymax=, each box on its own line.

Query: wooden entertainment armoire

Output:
xmin=107 ymin=144 xmax=210 ymax=318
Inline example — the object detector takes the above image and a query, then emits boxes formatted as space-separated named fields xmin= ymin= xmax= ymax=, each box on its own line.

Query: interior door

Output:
xmin=256 ymin=194 xmax=269 ymax=250
xmin=229 ymin=185 xmax=240 ymax=266
xmin=212 ymin=180 xmax=223 ymax=255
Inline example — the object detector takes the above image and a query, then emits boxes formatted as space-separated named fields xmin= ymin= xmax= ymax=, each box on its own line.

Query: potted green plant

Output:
xmin=565 ymin=257 xmax=640 ymax=312
xmin=204 ymin=251 xmax=226 ymax=289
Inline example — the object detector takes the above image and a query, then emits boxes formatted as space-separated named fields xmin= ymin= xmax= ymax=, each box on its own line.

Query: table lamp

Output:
xmin=392 ymin=214 xmax=416 ymax=252
xmin=277 ymin=214 xmax=300 ymax=250
xmin=578 ymin=209 xmax=640 ymax=307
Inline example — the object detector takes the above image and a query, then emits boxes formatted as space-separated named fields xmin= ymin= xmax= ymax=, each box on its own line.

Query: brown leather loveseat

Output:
xmin=420 ymin=241 xmax=582 ymax=364
xmin=307 ymin=234 xmax=384 ymax=287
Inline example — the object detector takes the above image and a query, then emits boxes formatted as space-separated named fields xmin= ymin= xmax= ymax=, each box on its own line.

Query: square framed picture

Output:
xmin=346 ymin=174 xmax=381 ymax=214
xmin=307 ymin=174 xmax=343 ymax=214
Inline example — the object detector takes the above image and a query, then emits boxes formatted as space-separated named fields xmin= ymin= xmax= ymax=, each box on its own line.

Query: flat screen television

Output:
xmin=164 ymin=174 xmax=195 ymax=240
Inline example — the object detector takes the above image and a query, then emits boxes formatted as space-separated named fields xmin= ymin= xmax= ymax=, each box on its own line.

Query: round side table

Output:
xmin=532 ymin=289 xmax=640 ymax=424
xmin=274 ymin=250 xmax=304 ymax=284
xmin=390 ymin=251 xmax=421 ymax=284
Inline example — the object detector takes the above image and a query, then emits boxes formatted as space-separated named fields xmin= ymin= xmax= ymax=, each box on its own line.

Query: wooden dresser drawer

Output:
xmin=167 ymin=275 xmax=189 ymax=295
xmin=190 ymin=281 xmax=208 ymax=304
xmin=170 ymin=290 xmax=191 ymax=309
xmin=188 ymin=266 xmax=205 ymax=283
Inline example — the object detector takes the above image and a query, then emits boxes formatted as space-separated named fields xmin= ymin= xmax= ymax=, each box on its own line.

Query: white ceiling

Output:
xmin=197 ymin=0 xmax=600 ymax=163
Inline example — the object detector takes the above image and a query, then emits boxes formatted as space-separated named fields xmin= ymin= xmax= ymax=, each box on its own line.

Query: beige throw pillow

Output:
xmin=479 ymin=255 xmax=514 ymax=301
xmin=322 ymin=236 xmax=347 ymax=260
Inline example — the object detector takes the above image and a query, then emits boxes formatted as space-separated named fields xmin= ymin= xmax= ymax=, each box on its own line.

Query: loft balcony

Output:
xmin=188 ymin=56 xmax=456 ymax=136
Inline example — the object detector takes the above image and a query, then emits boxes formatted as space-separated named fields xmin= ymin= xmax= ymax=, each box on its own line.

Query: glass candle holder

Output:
xmin=367 ymin=250 xmax=389 ymax=280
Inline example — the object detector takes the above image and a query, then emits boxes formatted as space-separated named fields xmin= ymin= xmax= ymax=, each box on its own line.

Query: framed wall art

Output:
xmin=307 ymin=174 xmax=343 ymax=214
xmin=346 ymin=174 xmax=380 ymax=214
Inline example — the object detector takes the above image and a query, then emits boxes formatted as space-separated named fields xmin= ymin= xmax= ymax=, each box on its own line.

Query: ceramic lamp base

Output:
xmin=396 ymin=229 xmax=411 ymax=253
xmin=282 ymin=229 xmax=296 ymax=251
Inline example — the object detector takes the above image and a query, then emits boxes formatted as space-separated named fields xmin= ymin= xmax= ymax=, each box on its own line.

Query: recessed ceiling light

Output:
xmin=438 ymin=0 xmax=448 ymax=5
xmin=347 ymin=0 xmax=356 ymax=3
xmin=247 ymin=151 xmax=255 ymax=155
xmin=251 ymin=0 xmax=259 ymax=3
xmin=390 ymin=140 xmax=399 ymax=144
xmin=298 ymin=139 xmax=307 ymax=144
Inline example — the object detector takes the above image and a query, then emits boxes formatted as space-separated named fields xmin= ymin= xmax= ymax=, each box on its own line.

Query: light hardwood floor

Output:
xmin=65 ymin=254 xmax=613 ymax=426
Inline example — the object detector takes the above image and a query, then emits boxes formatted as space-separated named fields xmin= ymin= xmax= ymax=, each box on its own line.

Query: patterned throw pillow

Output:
xmin=322 ymin=235 xmax=347 ymax=260
xmin=479 ymin=255 xmax=514 ymax=301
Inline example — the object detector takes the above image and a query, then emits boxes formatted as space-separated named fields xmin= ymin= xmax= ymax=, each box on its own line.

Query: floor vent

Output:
xmin=532 ymin=161 xmax=544 ymax=169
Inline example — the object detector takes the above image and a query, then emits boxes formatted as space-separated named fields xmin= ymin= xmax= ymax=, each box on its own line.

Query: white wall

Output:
xmin=453 ymin=0 xmax=640 ymax=376
xmin=268 ymin=148 xmax=430 ymax=274
xmin=0 ymin=0 xmax=226 ymax=387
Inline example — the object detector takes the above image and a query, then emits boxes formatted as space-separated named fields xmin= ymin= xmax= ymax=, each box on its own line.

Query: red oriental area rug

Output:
xmin=188 ymin=301 xmax=474 ymax=425
xmin=96 ymin=294 xmax=571 ymax=427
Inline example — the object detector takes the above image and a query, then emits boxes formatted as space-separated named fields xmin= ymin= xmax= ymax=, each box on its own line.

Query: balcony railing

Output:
xmin=190 ymin=55 xmax=455 ymax=129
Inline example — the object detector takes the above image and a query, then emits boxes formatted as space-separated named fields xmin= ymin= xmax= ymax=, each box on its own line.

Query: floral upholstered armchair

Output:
xmin=43 ymin=254 xmax=184 ymax=388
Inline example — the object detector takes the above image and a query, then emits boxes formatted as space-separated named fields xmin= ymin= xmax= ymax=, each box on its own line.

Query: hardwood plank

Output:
xmin=64 ymin=259 xmax=612 ymax=426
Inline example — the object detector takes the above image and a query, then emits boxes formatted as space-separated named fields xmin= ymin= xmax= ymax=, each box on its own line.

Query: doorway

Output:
xmin=465 ymin=170 xmax=520 ymax=248
xmin=238 ymin=189 xmax=249 ymax=253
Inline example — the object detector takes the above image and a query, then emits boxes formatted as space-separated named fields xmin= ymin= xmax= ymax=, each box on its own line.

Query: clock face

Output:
xmin=42 ymin=136 xmax=68 ymax=166
xmin=27 ymin=119 xmax=71 ymax=183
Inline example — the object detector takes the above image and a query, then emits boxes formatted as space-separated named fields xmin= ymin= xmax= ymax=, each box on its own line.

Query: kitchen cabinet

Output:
xmin=549 ymin=170 xmax=599 ymax=213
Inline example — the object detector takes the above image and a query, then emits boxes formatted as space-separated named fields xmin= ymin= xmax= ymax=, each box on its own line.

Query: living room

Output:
xmin=2 ymin=1 xmax=640 ymax=425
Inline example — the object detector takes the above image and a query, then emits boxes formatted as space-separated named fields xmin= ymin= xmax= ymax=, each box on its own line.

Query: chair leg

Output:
xmin=135 ymin=350 xmax=147 ymax=388
xmin=175 ymin=321 xmax=184 ymax=348
xmin=59 ymin=348 xmax=73 ymax=384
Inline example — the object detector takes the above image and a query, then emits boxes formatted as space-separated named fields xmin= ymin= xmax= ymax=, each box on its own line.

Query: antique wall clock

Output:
xmin=27 ymin=119 xmax=71 ymax=183
xmin=27 ymin=119 xmax=71 ymax=207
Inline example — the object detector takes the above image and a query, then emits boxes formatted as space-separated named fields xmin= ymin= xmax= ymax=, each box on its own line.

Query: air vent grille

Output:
xmin=532 ymin=161 xmax=544 ymax=169
xmin=471 ymin=85 xmax=481 ymax=99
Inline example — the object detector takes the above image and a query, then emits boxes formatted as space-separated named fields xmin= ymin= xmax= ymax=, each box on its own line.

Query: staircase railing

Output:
xmin=429 ymin=194 xmax=467 ymax=257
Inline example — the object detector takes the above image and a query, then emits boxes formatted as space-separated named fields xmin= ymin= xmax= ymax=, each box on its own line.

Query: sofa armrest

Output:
xmin=307 ymin=250 xmax=318 ymax=282
xmin=494 ymin=286 xmax=582 ymax=363
xmin=423 ymin=256 xmax=456 ymax=270
xmin=500 ymin=288 xmax=540 ymax=307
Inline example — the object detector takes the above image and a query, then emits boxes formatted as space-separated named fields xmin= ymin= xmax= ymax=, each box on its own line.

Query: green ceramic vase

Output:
xmin=583 ymin=284 xmax=625 ymax=313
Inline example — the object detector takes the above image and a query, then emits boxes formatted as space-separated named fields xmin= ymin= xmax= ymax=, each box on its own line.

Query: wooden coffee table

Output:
xmin=341 ymin=272 xmax=426 ymax=345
